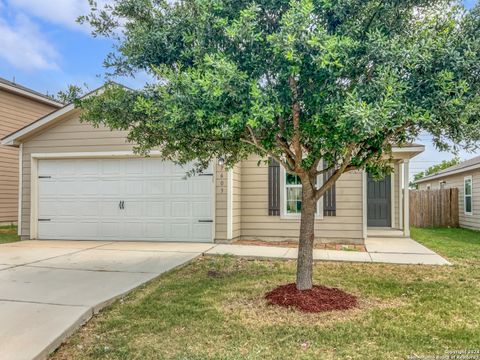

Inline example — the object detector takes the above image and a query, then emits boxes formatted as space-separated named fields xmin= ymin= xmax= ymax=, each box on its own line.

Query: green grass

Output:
xmin=51 ymin=228 xmax=480 ymax=360
xmin=411 ymin=227 xmax=480 ymax=263
xmin=0 ymin=225 xmax=19 ymax=244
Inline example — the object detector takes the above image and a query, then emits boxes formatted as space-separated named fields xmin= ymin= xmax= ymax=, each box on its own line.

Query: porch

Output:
xmin=364 ymin=144 xmax=423 ymax=239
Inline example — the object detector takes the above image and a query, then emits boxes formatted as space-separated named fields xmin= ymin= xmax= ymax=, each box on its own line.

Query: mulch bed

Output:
xmin=265 ymin=283 xmax=358 ymax=313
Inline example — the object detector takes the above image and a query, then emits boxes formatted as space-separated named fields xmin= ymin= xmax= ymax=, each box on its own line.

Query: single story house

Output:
xmin=0 ymin=77 xmax=62 ymax=225
xmin=416 ymin=156 xmax=480 ymax=230
xmin=1 ymin=93 xmax=424 ymax=244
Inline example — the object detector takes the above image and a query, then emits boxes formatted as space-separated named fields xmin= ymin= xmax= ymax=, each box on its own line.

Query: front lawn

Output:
xmin=411 ymin=227 xmax=480 ymax=263
xmin=0 ymin=225 xmax=19 ymax=244
xmin=52 ymin=228 xmax=480 ymax=360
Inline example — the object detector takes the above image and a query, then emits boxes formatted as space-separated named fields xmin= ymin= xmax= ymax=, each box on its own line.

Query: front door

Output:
xmin=367 ymin=174 xmax=391 ymax=227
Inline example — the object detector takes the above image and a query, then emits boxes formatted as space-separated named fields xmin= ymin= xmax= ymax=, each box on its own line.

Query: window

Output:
xmin=464 ymin=176 xmax=473 ymax=215
xmin=282 ymin=171 xmax=322 ymax=217
xmin=285 ymin=173 xmax=302 ymax=214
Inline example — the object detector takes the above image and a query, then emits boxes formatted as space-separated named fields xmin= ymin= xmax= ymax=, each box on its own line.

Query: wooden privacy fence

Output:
xmin=410 ymin=188 xmax=459 ymax=228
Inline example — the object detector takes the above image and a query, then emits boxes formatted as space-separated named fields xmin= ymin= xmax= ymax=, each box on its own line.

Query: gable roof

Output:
xmin=1 ymin=83 xmax=129 ymax=146
xmin=0 ymin=77 xmax=63 ymax=107
xmin=416 ymin=155 xmax=480 ymax=183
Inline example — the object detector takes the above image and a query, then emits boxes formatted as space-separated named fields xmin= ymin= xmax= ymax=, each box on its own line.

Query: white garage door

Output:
xmin=37 ymin=158 xmax=214 ymax=242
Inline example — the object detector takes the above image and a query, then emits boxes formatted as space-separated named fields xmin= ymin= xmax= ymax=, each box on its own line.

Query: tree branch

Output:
xmin=288 ymin=76 xmax=303 ymax=169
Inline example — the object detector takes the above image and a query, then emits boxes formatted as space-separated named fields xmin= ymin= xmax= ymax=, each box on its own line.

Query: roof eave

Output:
xmin=415 ymin=163 xmax=480 ymax=183
xmin=0 ymin=82 xmax=63 ymax=108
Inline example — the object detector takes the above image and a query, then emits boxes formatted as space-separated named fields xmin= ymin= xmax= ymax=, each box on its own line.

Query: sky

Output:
xmin=0 ymin=0 xmax=478 ymax=178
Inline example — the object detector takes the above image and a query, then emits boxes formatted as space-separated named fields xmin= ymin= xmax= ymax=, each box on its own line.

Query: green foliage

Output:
xmin=77 ymin=0 xmax=480 ymax=192
xmin=55 ymin=84 xmax=89 ymax=104
xmin=410 ymin=157 xmax=461 ymax=188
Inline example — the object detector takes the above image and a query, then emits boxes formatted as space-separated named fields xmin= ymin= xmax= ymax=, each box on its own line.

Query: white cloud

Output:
xmin=0 ymin=13 xmax=59 ymax=70
xmin=6 ymin=0 xmax=110 ymax=32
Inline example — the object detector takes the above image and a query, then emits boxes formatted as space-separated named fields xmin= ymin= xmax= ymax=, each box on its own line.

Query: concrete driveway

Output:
xmin=0 ymin=240 xmax=214 ymax=360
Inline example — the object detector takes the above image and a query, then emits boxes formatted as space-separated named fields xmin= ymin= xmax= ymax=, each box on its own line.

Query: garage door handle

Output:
xmin=198 ymin=219 xmax=213 ymax=223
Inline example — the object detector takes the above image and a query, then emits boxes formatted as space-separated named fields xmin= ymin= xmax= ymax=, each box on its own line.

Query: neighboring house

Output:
xmin=416 ymin=156 xmax=480 ymax=230
xmin=0 ymin=77 xmax=62 ymax=225
xmin=1 ymin=89 xmax=424 ymax=243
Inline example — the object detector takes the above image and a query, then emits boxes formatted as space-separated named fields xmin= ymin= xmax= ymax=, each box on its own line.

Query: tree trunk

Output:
xmin=296 ymin=178 xmax=317 ymax=290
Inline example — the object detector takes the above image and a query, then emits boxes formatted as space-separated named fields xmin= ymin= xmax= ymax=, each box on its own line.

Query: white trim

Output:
xmin=29 ymin=152 xmax=216 ymax=242
xmin=30 ymin=151 xmax=164 ymax=159
xmin=390 ymin=171 xmax=395 ymax=228
xmin=17 ymin=144 xmax=23 ymax=236
xmin=2 ymin=104 xmax=76 ymax=145
xmin=30 ymin=156 xmax=39 ymax=239
xmin=0 ymin=82 xmax=63 ymax=107
xmin=391 ymin=145 xmax=425 ymax=153
xmin=416 ymin=163 xmax=480 ymax=184
xmin=279 ymin=166 xmax=323 ymax=220
xmin=464 ymin=175 xmax=473 ymax=215
xmin=399 ymin=163 xmax=403 ymax=230
xmin=226 ymin=169 xmax=233 ymax=240
xmin=403 ymin=160 xmax=410 ymax=237
xmin=362 ymin=171 xmax=367 ymax=240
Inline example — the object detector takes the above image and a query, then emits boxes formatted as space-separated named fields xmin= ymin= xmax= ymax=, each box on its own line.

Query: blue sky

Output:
xmin=0 ymin=0 xmax=478 ymax=177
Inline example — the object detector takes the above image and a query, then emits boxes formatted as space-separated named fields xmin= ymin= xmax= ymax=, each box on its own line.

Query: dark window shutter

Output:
xmin=268 ymin=157 xmax=281 ymax=216
xmin=323 ymin=160 xmax=336 ymax=216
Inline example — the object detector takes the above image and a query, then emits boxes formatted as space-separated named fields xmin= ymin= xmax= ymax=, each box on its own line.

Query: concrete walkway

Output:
xmin=206 ymin=238 xmax=450 ymax=265
xmin=0 ymin=238 xmax=449 ymax=360
xmin=0 ymin=241 xmax=214 ymax=360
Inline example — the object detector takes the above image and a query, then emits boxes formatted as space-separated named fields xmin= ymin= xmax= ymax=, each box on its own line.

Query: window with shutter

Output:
xmin=268 ymin=158 xmax=280 ymax=216
xmin=323 ymin=160 xmax=336 ymax=216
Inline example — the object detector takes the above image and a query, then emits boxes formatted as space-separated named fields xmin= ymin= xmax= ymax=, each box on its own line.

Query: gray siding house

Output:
xmin=416 ymin=156 xmax=480 ymax=230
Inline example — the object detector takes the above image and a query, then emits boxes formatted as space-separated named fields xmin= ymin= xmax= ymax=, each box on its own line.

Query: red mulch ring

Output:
xmin=265 ymin=283 xmax=358 ymax=313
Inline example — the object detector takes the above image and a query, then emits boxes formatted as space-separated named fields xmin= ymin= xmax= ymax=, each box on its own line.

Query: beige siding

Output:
xmin=418 ymin=170 xmax=480 ymax=230
xmin=0 ymin=89 xmax=57 ymax=223
xmin=232 ymin=163 xmax=241 ymax=239
xmin=215 ymin=165 xmax=227 ymax=241
xmin=238 ymin=156 xmax=364 ymax=244
xmin=20 ymin=112 xmax=224 ymax=239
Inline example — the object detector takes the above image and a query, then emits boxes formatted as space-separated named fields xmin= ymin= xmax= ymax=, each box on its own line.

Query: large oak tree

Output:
xmin=79 ymin=0 xmax=480 ymax=290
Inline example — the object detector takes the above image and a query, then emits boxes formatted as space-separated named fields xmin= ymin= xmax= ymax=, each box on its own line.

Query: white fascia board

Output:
xmin=0 ymin=82 xmax=63 ymax=107
xmin=391 ymin=145 xmax=425 ymax=153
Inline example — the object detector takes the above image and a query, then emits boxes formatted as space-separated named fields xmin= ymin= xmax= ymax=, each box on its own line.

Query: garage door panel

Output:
xmin=170 ymin=223 xmax=191 ymax=240
xmin=37 ymin=158 xmax=213 ymax=242
xmin=171 ymin=202 xmax=190 ymax=217
xmin=145 ymin=222 xmax=166 ymax=238
xmin=193 ymin=223 xmax=212 ymax=240
xmin=191 ymin=201 xmax=212 ymax=218
xmin=124 ymin=201 xmax=143 ymax=217
xmin=125 ymin=180 xmax=144 ymax=195
xmin=80 ymin=180 xmax=101 ymax=195
xmin=146 ymin=180 xmax=165 ymax=195
xmin=145 ymin=201 xmax=167 ymax=217
xmin=79 ymin=201 xmax=100 ymax=217
xmin=100 ymin=200 xmax=122 ymax=217
xmin=171 ymin=180 xmax=189 ymax=195
xmin=100 ymin=221 xmax=124 ymax=238
xmin=100 ymin=180 xmax=123 ymax=195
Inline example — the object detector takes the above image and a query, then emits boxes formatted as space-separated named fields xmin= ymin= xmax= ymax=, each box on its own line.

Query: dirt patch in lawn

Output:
xmin=265 ymin=283 xmax=357 ymax=313
xmin=219 ymin=290 xmax=404 ymax=327
xmin=233 ymin=239 xmax=366 ymax=252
